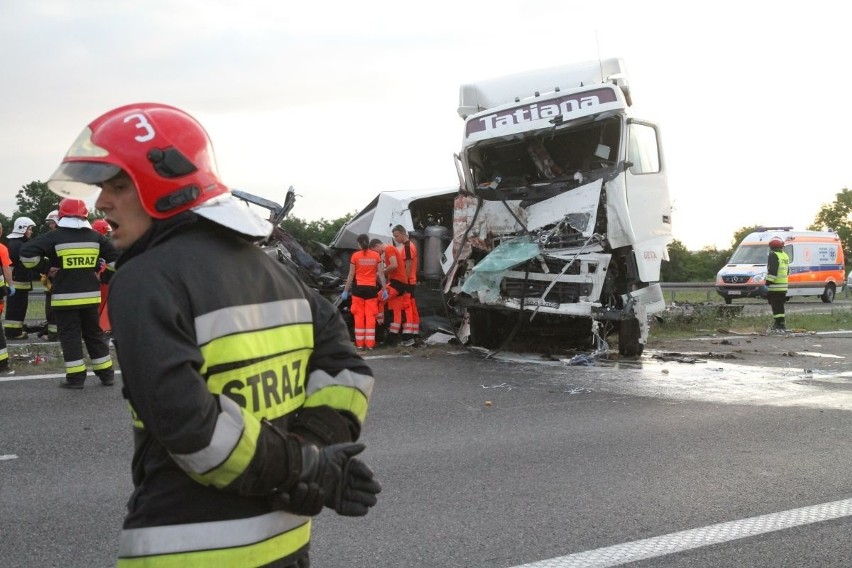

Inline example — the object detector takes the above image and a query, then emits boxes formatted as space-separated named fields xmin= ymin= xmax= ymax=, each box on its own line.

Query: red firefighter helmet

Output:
xmin=92 ymin=218 xmax=112 ymax=235
xmin=46 ymin=103 xmax=270 ymax=238
xmin=58 ymin=198 xmax=89 ymax=219
xmin=768 ymin=236 xmax=785 ymax=249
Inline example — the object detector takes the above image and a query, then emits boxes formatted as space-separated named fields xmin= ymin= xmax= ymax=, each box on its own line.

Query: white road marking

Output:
xmin=510 ymin=497 xmax=852 ymax=567
xmin=0 ymin=370 xmax=122 ymax=383
xmin=0 ymin=454 xmax=19 ymax=461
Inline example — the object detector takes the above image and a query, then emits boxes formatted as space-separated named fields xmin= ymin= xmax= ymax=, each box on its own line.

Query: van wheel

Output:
xmin=821 ymin=283 xmax=836 ymax=303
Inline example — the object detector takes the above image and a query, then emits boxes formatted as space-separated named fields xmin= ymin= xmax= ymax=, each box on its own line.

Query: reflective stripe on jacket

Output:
xmin=110 ymin=216 xmax=373 ymax=566
xmin=766 ymin=250 xmax=790 ymax=292
xmin=19 ymin=227 xmax=118 ymax=308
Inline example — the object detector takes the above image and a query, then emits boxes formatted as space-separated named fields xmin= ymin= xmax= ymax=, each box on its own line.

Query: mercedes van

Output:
xmin=716 ymin=227 xmax=845 ymax=304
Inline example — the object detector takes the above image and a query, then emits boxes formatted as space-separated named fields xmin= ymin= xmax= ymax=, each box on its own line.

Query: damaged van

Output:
xmin=445 ymin=59 xmax=673 ymax=355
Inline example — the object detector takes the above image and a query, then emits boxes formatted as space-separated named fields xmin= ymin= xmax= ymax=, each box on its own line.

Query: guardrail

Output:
xmin=19 ymin=281 xmax=851 ymax=307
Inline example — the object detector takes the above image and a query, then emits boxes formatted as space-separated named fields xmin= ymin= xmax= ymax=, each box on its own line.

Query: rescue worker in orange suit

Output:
xmin=0 ymin=223 xmax=16 ymax=372
xmin=46 ymin=102 xmax=380 ymax=567
xmin=39 ymin=210 xmax=60 ymax=341
xmin=21 ymin=199 xmax=119 ymax=388
xmin=342 ymin=233 xmax=387 ymax=350
xmin=380 ymin=236 xmax=412 ymax=346
xmin=4 ymin=217 xmax=36 ymax=339
xmin=369 ymin=238 xmax=392 ymax=332
xmin=392 ymin=224 xmax=421 ymax=347
xmin=92 ymin=218 xmax=113 ymax=334
xmin=766 ymin=235 xmax=790 ymax=332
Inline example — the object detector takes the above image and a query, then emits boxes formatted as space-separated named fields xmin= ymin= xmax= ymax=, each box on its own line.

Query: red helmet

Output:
xmin=47 ymin=103 xmax=271 ymax=238
xmin=58 ymin=198 xmax=89 ymax=219
xmin=92 ymin=219 xmax=112 ymax=235
xmin=768 ymin=236 xmax=784 ymax=249
xmin=47 ymin=103 xmax=229 ymax=220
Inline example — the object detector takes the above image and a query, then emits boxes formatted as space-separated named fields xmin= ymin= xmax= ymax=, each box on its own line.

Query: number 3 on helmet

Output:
xmin=46 ymin=103 xmax=271 ymax=238
xmin=47 ymin=103 xmax=228 ymax=219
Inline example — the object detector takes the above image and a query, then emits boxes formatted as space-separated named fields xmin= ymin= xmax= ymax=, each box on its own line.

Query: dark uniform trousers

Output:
xmin=56 ymin=306 xmax=113 ymax=383
xmin=4 ymin=289 xmax=30 ymax=338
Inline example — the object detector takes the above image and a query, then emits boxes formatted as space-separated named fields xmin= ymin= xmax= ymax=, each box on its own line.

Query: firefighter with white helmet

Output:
xmin=39 ymin=209 xmax=62 ymax=340
xmin=766 ymin=235 xmax=790 ymax=332
xmin=47 ymin=103 xmax=380 ymax=566
xmin=45 ymin=209 xmax=60 ymax=230
xmin=3 ymin=216 xmax=36 ymax=339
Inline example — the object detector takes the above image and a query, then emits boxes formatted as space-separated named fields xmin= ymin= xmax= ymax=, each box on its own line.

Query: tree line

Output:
xmin=7 ymin=182 xmax=852 ymax=283
xmin=663 ymin=188 xmax=852 ymax=282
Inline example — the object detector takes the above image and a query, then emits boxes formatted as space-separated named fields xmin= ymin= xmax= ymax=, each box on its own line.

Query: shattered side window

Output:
xmin=628 ymin=123 xmax=660 ymax=174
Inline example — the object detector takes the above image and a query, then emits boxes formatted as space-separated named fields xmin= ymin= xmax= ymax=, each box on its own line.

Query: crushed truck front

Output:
xmin=447 ymin=59 xmax=672 ymax=355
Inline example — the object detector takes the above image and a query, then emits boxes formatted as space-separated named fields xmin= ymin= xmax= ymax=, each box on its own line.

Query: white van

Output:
xmin=716 ymin=227 xmax=845 ymax=304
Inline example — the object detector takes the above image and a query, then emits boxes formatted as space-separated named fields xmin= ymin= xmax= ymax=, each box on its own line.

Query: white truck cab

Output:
xmin=447 ymin=58 xmax=673 ymax=355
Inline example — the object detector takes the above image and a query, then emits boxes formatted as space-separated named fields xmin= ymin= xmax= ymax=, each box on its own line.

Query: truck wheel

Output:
xmin=821 ymin=283 xmax=836 ymax=303
xmin=618 ymin=318 xmax=644 ymax=357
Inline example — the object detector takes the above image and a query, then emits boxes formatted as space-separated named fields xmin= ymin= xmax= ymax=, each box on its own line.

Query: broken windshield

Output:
xmin=467 ymin=115 xmax=622 ymax=199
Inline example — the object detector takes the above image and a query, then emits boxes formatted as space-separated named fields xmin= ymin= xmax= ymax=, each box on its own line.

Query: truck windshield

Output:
xmin=469 ymin=115 xmax=622 ymax=197
xmin=729 ymin=244 xmax=769 ymax=265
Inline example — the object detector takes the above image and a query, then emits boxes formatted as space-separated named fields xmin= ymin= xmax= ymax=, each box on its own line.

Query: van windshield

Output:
xmin=729 ymin=244 xmax=769 ymax=265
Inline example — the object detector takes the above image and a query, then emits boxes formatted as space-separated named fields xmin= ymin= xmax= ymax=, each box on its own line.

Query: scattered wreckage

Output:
xmin=237 ymin=58 xmax=674 ymax=356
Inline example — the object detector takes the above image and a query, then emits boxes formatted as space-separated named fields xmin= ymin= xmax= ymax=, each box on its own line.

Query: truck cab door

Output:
xmin=625 ymin=120 xmax=672 ymax=245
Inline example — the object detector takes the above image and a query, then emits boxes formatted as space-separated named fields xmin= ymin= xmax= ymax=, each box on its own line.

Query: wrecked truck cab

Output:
xmin=448 ymin=58 xmax=673 ymax=356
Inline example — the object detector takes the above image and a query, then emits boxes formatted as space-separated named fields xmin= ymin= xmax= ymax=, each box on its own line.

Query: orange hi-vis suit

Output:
xmin=385 ymin=244 xmax=413 ymax=337
xmin=0 ymin=244 xmax=12 ymax=369
xmin=399 ymin=239 xmax=420 ymax=336
xmin=349 ymin=249 xmax=382 ymax=349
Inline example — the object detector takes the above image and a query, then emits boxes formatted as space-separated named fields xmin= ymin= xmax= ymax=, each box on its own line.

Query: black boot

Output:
xmin=384 ymin=333 xmax=399 ymax=347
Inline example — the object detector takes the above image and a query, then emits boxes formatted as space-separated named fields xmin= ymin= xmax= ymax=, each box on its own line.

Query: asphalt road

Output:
xmin=4 ymin=347 xmax=852 ymax=567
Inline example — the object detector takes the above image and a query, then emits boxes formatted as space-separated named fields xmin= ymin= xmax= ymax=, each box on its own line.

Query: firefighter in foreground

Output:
xmin=21 ymin=199 xmax=118 ymax=388
xmin=46 ymin=102 xmax=380 ymax=567
xmin=765 ymin=235 xmax=790 ymax=332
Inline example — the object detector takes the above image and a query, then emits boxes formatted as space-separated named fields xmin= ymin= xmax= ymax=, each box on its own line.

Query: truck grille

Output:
xmin=526 ymin=258 xmax=582 ymax=275
xmin=501 ymin=278 xmax=593 ymax=303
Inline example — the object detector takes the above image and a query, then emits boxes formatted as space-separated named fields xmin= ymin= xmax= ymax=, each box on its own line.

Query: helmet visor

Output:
xmin=48 ymin=162 xmax=121 ymax=197
xmin=47 ymin=126 xmax=120 ymax=198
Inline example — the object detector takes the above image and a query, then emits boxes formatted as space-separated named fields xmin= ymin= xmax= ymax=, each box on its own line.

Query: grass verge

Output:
xmin=651 ymin=307 xmax=852 ymax=339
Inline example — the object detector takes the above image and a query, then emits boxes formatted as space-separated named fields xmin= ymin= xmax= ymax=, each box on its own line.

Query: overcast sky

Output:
xmin=1 ymin=1 xmax=849 ymax=250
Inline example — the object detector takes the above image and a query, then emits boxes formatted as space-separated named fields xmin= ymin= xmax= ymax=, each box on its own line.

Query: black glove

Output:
xmin=282 ymin=442 xmax=381 ymax=517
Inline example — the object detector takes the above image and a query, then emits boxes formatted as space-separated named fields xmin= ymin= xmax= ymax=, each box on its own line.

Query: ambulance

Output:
xmin=716 ymin=227 xmax=846 ymax=304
